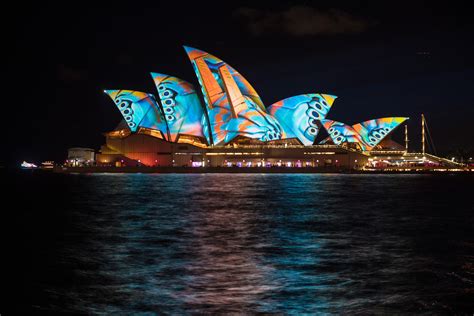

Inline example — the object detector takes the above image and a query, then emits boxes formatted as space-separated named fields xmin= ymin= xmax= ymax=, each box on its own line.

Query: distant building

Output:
xmin=67 ymin=148 xmax=95 ymax=166
xmin=41 ymin=161 xmax=55 ymax=169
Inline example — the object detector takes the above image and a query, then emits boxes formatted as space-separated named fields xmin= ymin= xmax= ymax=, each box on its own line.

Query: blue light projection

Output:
xmin=268 ymin=94 xmax=336 ymax=145
xmin=105 ymin=47 xmax=407 ymax=149
xmin=151 ymin=73 xmax=207 ymax=143
xmin=105 ymin=89 xmax=168 ymax=138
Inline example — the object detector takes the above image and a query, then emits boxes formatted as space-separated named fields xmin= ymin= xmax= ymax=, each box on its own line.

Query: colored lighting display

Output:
xmin=104 ymin=46 xmax=407 ymax=150
xmin=184 ymin=46 xmax=283 ymax=145
xmin=321 ymin=119 xmax=368 ymax=150
xmin=321 ymin=117 xmax=408 ymax=150
xmin=151 ymin=73 xmax=206 ymax=142
xmin=105 ymin=89 xmax=168 ymax=139
xmin=352 ymin=117 xmax=408 ymax=149
xmin=268 ymin=94 xmax=336 ymax=146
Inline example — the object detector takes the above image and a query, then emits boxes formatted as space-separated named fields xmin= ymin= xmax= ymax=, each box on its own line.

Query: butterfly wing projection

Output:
xmin=320 ymin=119 xmax=367 ymax=150
xmin=352 ymin=117 xmax=408 ymax=148
xmin=267 ymin=94 xmax=336 ymax=145
xmin=105 ymin=89 xmax=168 ymax=139
xmin=222 ymin=103 xmax=284 ymax=143
xmin=151 ymin=73 xmax=206 ymax=143
xmin=184 ymin=46 xmax=265 ymax=111
xmin=184 ymin=46 xmax=282 ymax=145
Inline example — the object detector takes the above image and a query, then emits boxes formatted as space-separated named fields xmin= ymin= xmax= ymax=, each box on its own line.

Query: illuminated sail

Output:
xmin=184 ymin=46 xmax=282 ymax=145
xmin=184 ymin=46 xmax=265 ymax=110
xmin=320 ymin=119 xmax=367 ymax=150
xmin=151 ymin=73 xmax=206 ymax=143
xmin=103 ymin=48 xmax=409 ymax=150
xmin=268 ymin=94 xmax=336 ymax=145
xmin=352 ymin=117 xmax=408 ymax=148
xmin=105 ymin=89 xmax=168 ymax=139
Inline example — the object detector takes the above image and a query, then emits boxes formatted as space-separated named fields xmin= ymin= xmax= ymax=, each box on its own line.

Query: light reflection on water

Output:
xmin=25 ymin=174 xmax=474 ymax=314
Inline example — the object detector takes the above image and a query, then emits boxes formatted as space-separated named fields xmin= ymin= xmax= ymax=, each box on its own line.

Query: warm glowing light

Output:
xmin=304 ymin=152 xmax=336 ymax=155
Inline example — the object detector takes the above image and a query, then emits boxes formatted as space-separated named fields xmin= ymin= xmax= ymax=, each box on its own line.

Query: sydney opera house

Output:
xmin=96 ymin=46 xmax=408 ymax=168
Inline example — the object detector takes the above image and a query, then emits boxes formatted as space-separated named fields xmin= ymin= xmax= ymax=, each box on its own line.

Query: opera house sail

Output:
xmin=150 ymin=72 xmax=206 ymax=143
xmin=101 ymin=46 xmax=408 ymax=166
xmin=320 ymin=117 xmax=408 ymax=150
xmin=267 ymin=94 xmax=336 ymax=146
xmin=184 ymin=46 xmax=284 ymax=145
xmin=105 ymin=89 xmax=168 ymax=139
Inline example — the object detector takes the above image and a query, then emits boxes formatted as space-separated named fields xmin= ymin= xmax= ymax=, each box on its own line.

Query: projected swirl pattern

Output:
xmin=104 ymin=46 xmax=407 ymax=149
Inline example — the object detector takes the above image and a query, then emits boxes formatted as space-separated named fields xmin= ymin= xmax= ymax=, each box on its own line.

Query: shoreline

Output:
xmin=49 ymin=166 xmax=473 ymax=174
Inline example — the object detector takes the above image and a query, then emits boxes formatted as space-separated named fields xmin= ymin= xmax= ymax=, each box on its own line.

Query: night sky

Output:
xmin=6 ymin=1 xmax=474 ymax=165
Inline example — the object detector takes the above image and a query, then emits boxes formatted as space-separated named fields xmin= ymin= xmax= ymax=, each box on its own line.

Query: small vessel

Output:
xmin=20 ymin=161 xmax=38 ymax=169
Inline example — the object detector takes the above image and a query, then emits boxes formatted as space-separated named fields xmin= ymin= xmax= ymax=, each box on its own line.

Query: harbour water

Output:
xmin=6 ymin=172 xmax=474 ymax=314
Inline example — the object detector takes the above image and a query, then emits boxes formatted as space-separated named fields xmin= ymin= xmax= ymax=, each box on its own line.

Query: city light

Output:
xmin=21 ymin=161 xmax=37 ymax=168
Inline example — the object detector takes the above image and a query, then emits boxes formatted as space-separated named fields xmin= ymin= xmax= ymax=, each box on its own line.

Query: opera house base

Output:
xmin=60 ymin=133 xmax=470 ymax=174
xmin=53 ymin=165 xmax=472 ymax=174
xmin=54 ymin=166 xmax=359 ymax=174
xmin=93 ymin=133 xmax=368 ymax=170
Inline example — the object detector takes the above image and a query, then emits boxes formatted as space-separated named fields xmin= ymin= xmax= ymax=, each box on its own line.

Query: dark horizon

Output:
xmin=6 ymin=1 xmax=474 ymax=165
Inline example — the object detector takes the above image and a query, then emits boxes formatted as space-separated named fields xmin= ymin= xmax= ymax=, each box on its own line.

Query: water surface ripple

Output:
xmin=13 ymin=173 xmax=474 ymax=314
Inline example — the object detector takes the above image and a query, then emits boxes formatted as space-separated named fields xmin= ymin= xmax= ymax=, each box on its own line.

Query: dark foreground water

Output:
xmin=4 ymin=172 xmax=474 ymax=314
